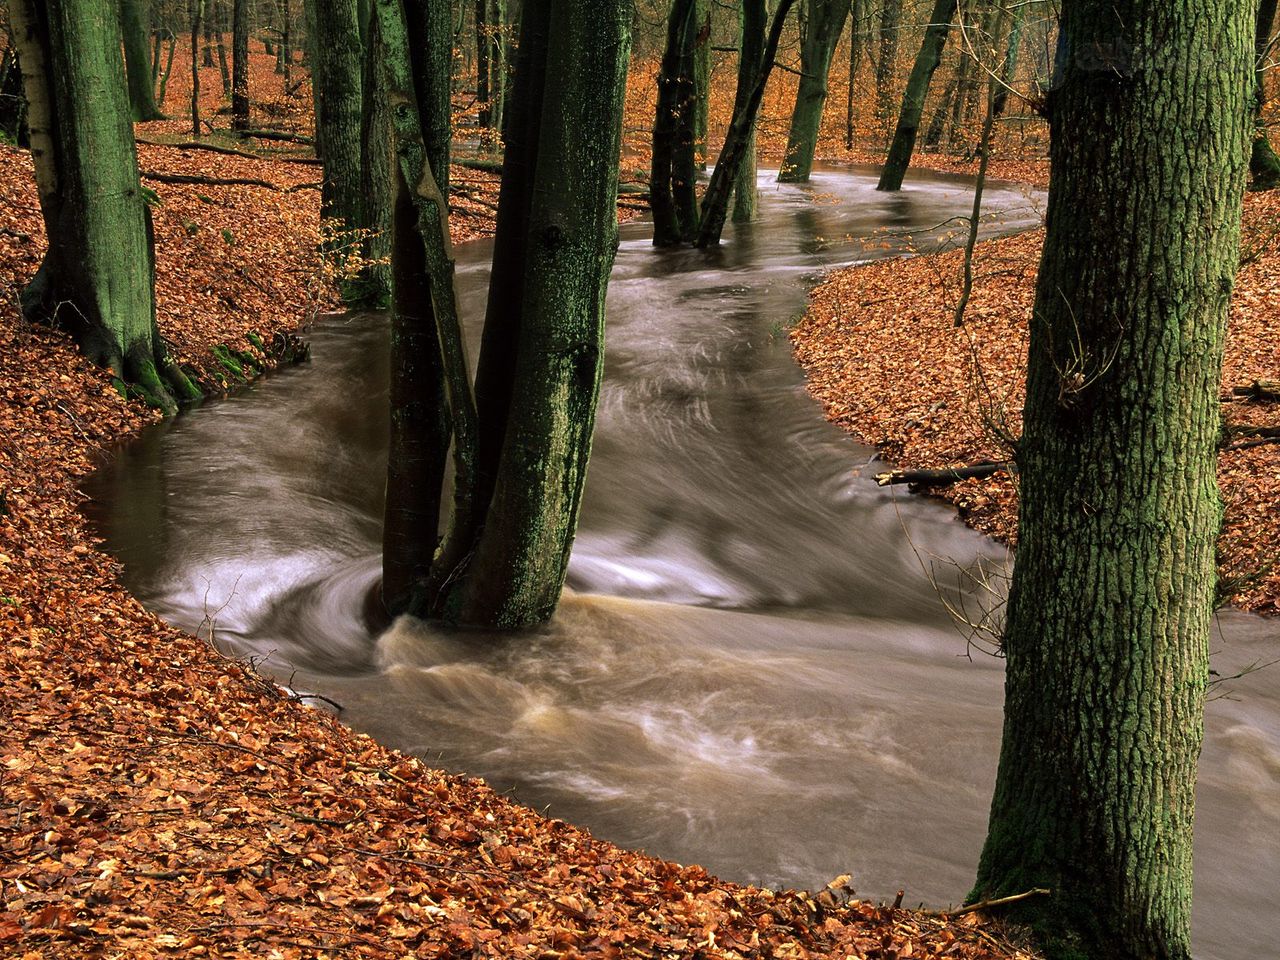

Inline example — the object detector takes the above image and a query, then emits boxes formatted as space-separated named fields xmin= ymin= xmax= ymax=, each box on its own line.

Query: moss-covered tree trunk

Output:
xmin=1251 ymin=0 xmax=1280 ymax=189
xmin=650 ymin=0 xmax=700 ymax=245
xmin=778 ymin=0 xmax=850 ymax=182
xmin=971 ymin=1 xmax=1252 ymax=957
xmin=876 ymin=0 xmax=955 ymax=191
xmin=731 ymin=0 xmax=766 ymax=222
xmin=11 ymin=0 xmax=198 ymax=414
xmin=311 ymin=0 xmax=365 ymax=232
xmin=120 ymin=0 xmax=165 ymax=120
xmin=231 ymin=0 xmax=249 ymax=129
xmin=439 ymin=0 xmax=633 ymax=627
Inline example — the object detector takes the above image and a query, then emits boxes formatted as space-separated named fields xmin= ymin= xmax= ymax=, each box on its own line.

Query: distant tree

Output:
xmin=731 ymin=0 xmax=767 ymax=222
xmin=777 ymin=0 xmax=851 ymax=182
xmin=190 ymin=0 xmax=203 ymax=136
xmin=844 ymin=0 xmax=865 ymax=148
xmin=877 ymin=0 xmax=956 ymax=190
xmin=231 ymin=0 xmax=248 ymax=128
xmin=379 ymin=0 xmax=634 ymax=628
xmin=120 ymin=0 xmax=165 ymax=119
xmin=971 ymin=2 xmax=1252 ymax=958
xmin=10 ymin=0 xmax=199 ymax=413
xmin=873 ymin=0 xmax=902 ymax=124
xmin=651 ymin=0 xmax=701 ymax=245
xmin=310 ymin=0 xmax=364 ymax=232
xmin=1251 ymin=0 xmax=1280 ymax=189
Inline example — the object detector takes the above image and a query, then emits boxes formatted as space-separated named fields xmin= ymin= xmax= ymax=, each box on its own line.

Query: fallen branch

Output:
xmin=453 ymin=156 xmax=504 ymax=175
xmin=142 ymin=170 xmax=280 ymax=190
xmin=1230 ymin=379 xmax=1280 ymax=403
xmin=925 ymin=887 xmax=1051 ymax=918
xmin=235 ymin=127 xmax=314 ymax=145
xmin=875 ymin=461 xmax=1013 ymax=487
xmin=136 ymin=137 xmax=260 ymax=159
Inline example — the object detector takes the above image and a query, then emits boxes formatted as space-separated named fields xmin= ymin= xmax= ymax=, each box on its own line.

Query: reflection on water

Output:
xmin=83 ymin=165 xmax=1276 ymax=960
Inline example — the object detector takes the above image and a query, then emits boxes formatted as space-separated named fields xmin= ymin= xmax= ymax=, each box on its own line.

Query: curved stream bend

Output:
xmin=85 ymin=165 xmax=1277 ymax=960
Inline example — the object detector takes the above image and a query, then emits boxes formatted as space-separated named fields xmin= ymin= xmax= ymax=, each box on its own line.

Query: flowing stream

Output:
xmin=84 ymin=165 xmax=1278 ymax=959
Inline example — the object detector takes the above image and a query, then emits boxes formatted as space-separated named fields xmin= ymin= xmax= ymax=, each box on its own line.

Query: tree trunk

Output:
xmin=778 ymin=0 xmax=851 ymax=182
xmin=474 ymin=0 xmax=490 ymax=130
xmin=692 ymin=0 xmax=710 ymax=168
xmin=873 ymin=0 xmax=902 ymax=125
xmin=697 ymin=0 xmax=796 ymax=246
xmin=876 ymin=0 xmax=956 ymax=191
xmin=215 ymin=1 xmax=232 ymax=95
xmin=190 ymin=0 xmax=203 ymax=136
xmin=120 ymin=0 xmax=165 ymax=120
xmin=438 ymin=0 xmax=633 ymax=628
xmin=311 ymin=0 xmax=364 ymax=231
xmin=358 ymin=0 xmax=392 ymax=306
xmin=11 ymin=0 xmax=199 ymax=414
xmin=231 ymin=0 xmax=249 ymax=129
xmin=650 ymin=0 xmax=700 ymax=245
xmin=202 ymin=10 xmax=216 ymax=66
xmin=972 ymin=2 xmax=1252 ymax=958
xmin=844 ymin=0 xmax=864 ymax=149
xmin=732 ymin=0 xmax=767 ymax=222
xmin=1251 ymin=0 xmax=1280 ymax=189
xmin=377 ymin=0 xmax=457 ymax=617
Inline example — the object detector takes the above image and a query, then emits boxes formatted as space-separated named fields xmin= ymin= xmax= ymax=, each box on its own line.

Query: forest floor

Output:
xmin=0 ymin=58 xmax=1038 ymax=960
xmin=792 ymin=159 xmax=1280 ymax=616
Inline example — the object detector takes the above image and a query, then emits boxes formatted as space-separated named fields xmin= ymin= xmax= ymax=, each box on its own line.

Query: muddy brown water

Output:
xmin=84 ymin=165 xmax=1277 ymax=959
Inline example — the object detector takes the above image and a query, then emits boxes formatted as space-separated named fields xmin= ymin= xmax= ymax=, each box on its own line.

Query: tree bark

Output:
xmin=650 ymin=0 xmax=700 ymax=245
xmin=440 ymin=0 xmax=633 ymax=627
xmin=11 ymin=0 xmax=199 ymax=414
xmin=971 ymin=3 xmax=1252 ymax=957
xmin=311 ymin=0 xmax=365 ymax=231
xmin=778 ymin=0 xmax=851 ymax=182
xmin=190 ymin=0 xmax=203 ymax=136
xmin=844 ymin=0 xmax=864 ymax=149
xmin=876 ymin=0 xmax=956 ymax=191
xmin=231 ymin=0 xmax=249 ymax=129
xmin=120 ymin=0 xmax=166 ymax=120
xmin=732 ymin=0 xmax=767 ymax=222
xmin=1251 ymin=0 xmax=1280 ymax=189
xmin=697 ymin=0 xmax=796 ymax=247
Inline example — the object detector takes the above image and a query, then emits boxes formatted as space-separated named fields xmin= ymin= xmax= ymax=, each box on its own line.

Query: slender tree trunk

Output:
xmin=311 ymin=0 xmax=364 ymax=232
xmin=11 ymin=0 xmax=198 ymax=413
xmin=156 ymin=32 xmax=176 ymax=105
xmin=190 ymin=0 xmax=203 ymax=136
xmin=990 ymin=0 xmax=1023 ymax=118
xmin=844 ymin=0 xmax=864 ymax=149
xmin=231 ymin=0 xmax=249 ymax=129
xmin=778 ymin=0 xmax=851 ymax=182
xmin=923 ymin=69 xmax=955 ymax=147
xmin=202 ymin=10 xmax=216 ymax=67
xmin=692 ymin=0 xmax=710 ymax=168
xmin=732 ymin=0 xmax=767 ymax=222
xmin=972 ymin=2 xmax=1252 ymax=957
xmin=650 ymin=0 xmax=700 ymax=245
xmin=474 ymin=0 xmax=490 ymax=129
xmin=876 ymin=0 xmax=956 ymax=190
xmin=697 ymin=0 xmax=796 ymax=246
xmin=1251 ymin=0 xmax=1280 ymax=188
xmin=873 ymin=0 xmax=901 ymax=125
xmin=215 ymin=2 xmax=232 ymax=95
xmin=120 ymin=0 xmax=166 ymax=119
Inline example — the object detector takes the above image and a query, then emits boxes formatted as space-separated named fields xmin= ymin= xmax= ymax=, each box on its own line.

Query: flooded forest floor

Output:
xmin=0 ymin=117 xmax=1038 ymax=957
xmin=792 ymin=157 xmax=1280 ymax=615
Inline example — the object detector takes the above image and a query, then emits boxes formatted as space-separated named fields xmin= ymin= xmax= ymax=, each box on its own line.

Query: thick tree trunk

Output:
xmin=778 ymin=0 xmax=851 ymax=182
xmin=358 ymin=0 xmax=392 ymax=305
xmin=697 ymin=0 xmax=796 ymax=246
xmin=120 ymin=0 xmax=165 ymax=120
xmin=231 ymin=0 xmax=249 ymax=129
xmin=1251 ymin=0 xmax=1280 ymax=189
xmin=311 ymin=0 xmax=364 ymax=231
xmin=876 ymin=0 xmax=956 ymax=191
xmin=972 ymin=2 xmax=1252 ymax=957
xmin=11 ymin=0 xmax=198 ymax=414
xmin=439 ymin=0 xmax=632 ymax=628
xmin=732 ymin=0 xmax=767 ymax=222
